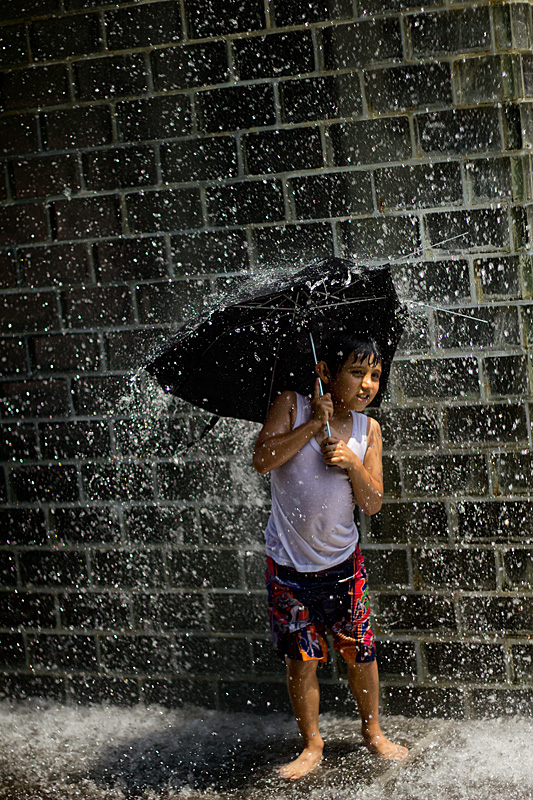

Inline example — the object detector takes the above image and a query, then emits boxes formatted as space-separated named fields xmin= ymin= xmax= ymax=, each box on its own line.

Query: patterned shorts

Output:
xmin=265 ymin=546 xmax=376 ymax=663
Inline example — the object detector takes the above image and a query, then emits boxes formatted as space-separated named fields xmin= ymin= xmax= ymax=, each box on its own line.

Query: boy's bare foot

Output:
xmin=362 ymin=727 xmax=409 ymax=761
xmin=279 ymin=740 xmax=324 ymax=780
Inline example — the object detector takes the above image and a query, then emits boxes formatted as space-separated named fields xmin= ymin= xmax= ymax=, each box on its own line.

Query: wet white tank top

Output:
xmin=264 ymin=392 xmax=368 ymax=572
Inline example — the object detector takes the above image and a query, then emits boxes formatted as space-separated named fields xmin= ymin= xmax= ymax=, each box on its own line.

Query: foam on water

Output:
xmin=1 ymin=700 xmax=532 ymax=800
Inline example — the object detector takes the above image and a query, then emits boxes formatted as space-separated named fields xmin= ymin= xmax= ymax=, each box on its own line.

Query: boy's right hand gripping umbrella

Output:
xmin=144 ymin=258 xmax=408 ymax=423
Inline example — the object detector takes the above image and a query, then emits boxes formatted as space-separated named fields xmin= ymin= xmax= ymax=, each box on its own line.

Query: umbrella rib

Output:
xmin=313 ymin=296 xmax=387 ymax=309
xmin=377 ymin=232 xmax=468 ymax=268
xmin=233 ymin=296 xmax=387 ymax=311
xmin=233 ymin=304 xmax=299 ymax=312
xmin=313 ymin=288 xmax=343 ymax=299
xmin=234 ymin=288 xmax=298 ymax=307
xmin=405 ymin=300 xmax=490 ymax=323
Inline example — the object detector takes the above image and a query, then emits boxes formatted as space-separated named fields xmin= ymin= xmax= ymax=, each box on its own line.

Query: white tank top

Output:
xmin=264 ymin=392 xmax=368 ymax=571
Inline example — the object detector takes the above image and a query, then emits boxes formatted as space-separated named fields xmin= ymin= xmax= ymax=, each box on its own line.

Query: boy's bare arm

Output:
xmin=253 ymin=382 xmax=331 ymax=474
xmin=320 ymin=418 xmax=383 ymax=515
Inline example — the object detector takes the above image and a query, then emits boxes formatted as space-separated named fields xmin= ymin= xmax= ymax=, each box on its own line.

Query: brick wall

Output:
xmin=0 ymin=0 xmax=532 ymax=717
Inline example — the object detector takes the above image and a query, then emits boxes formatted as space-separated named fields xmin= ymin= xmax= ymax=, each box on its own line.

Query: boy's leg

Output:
xmin=346 ymin=659 xmax=408 ymax=761
xmin=281 ymin=656 xmax=325 ymax=779
xmin=328 ymin=548 xmax=408 ymax=760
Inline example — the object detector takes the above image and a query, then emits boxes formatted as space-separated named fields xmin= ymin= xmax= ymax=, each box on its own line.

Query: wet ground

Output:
xmin=1 ymin=700 xmax=532 ymax=800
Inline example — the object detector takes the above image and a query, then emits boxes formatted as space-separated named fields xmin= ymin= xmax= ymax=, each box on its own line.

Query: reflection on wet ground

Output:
xmin=1 ymin=700 xmax=532 ymax=800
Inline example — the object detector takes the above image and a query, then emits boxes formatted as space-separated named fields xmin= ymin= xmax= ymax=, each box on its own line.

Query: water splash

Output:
xmin=1 ymin=701 xmax=531 ymax=800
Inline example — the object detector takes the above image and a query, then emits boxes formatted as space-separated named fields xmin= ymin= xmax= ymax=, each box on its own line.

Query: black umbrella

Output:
xmin=144 ymin=258 xmax=408 ymax=424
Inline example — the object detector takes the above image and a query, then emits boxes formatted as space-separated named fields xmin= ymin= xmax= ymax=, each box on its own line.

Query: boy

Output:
xmin=253 ymin=334 xmax=408 ymax=780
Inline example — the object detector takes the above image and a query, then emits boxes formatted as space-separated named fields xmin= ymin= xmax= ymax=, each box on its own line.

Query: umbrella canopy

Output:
xmin=144 ymin=258 xmax=408 ymax=423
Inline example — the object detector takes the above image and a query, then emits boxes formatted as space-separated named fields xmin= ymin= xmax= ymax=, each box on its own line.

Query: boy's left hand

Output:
xmin=320 ymin=437 xmax=357 ymax=470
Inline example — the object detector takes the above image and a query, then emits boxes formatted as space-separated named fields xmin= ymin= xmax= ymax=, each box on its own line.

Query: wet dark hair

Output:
xmin=319 ymin=333 xmax=382 ymax=377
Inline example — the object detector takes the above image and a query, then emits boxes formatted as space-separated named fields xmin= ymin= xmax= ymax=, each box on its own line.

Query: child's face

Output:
xmin=329 ymin=352 xmax=382 ymax=411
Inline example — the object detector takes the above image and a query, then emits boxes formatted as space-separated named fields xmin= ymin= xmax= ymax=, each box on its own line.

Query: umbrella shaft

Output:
xmin=309 ymin=332 xmax=331 ymax=438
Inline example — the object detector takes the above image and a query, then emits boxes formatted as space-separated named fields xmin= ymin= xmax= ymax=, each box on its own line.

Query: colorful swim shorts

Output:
xmin=265 ymin=546 xmax=376 ymax=663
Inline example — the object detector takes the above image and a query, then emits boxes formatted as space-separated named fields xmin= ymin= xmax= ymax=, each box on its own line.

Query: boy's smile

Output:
xmin=329 ymin=353 xmax=382 ymax=411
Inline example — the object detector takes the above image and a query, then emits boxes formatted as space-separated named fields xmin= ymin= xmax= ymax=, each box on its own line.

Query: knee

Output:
xmin=285 ymin=656 xmax=319 ymax=678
